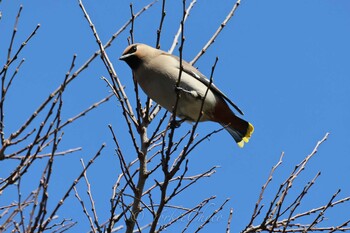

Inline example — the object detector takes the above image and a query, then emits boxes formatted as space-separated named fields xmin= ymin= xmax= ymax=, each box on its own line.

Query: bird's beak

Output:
xmin=119 ymin=53 xmax=131 ymax=61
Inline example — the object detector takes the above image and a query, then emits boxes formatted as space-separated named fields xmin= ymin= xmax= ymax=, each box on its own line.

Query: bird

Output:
xmin=119 ymin=43 xmax=254 ymax=147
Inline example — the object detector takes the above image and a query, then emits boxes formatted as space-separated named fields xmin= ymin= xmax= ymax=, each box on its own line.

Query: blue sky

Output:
xmin=1 ymin=0 xmax=350 ymax=232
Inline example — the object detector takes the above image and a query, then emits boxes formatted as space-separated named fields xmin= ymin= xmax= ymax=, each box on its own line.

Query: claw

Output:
xmin=170 ymin=118 xmax=186 ymax=128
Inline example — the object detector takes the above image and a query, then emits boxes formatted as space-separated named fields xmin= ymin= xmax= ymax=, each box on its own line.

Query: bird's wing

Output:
xmin=163 ymin=53 xmax=244 ymax=115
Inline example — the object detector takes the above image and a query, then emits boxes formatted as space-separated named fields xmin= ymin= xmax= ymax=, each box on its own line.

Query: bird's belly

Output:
xmin=136 ymin=69 xmax=216 ymax=122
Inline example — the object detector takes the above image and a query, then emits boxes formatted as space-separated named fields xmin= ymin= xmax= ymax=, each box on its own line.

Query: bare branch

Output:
xmin=226 ymin=208 xmax=233 ymax=233
xmin=0 ymin=23 xmax=40 ymax=76
xmin=40 ymin=144 xmax=105 ymax=230
xmin=156 ymin=0 xmax=166 ymax=49
xmin=242 ymin=133 xmax=350 ymax=233
xmin=194 ymin=198 xmax=230 ymax=233
xmin=78 ymin=0 xmax=137 ymax=128
xmin=81 ymin=159 xmax=102 ymax=233
xmin=168 ymin=0 xmax=197 ymax=54
xmin=74 ymin=186 xmax=96 ymax=232
xmin=190 ymin=0 xmax=241 ymax=65
xmin=245 ymin=152 xmax=285 ymax=228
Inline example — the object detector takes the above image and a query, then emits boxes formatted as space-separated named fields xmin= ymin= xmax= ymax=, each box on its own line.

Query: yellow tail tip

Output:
xmin=237 ymin=123 xmax=254 ymax=148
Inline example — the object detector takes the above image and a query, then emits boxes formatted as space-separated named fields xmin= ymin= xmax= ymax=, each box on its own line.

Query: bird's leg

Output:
xmin=170 ymin=117 xmax=187 ymax=129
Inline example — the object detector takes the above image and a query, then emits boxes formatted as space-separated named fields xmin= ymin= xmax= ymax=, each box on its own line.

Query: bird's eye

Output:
xmin=130 ymin=45 xmax=137 ymax=53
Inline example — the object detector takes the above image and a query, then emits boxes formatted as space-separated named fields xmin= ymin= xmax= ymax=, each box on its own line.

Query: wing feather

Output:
xmin=163 ymin=53 xmax=244 ymax=115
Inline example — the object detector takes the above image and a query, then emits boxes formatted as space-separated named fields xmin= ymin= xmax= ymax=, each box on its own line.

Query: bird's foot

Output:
xmin=170 ymin=118 xmax=186 ymax=129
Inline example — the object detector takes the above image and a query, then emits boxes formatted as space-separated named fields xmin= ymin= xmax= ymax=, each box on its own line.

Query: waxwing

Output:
xmin=119 ymin=43 xmax=254 ymax=147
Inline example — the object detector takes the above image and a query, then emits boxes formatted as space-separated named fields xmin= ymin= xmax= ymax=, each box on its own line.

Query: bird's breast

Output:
xmin=134 ymin=61 xmax=218 ymax=122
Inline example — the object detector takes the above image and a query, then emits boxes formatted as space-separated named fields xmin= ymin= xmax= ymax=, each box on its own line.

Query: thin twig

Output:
xmin=226 ymin=208 xmax=234 ymax=233
xmin=0 ymin=24 xmax=40 ymax=76
xmin=194 ymin=198 xmax=230 ymax=233
xmin=168 ymin=0 xmax=197 ymax=54
xmin=74 ymin=187 xmax=96 ymax=232
xmin=245 ymin=152 xmax=285 ymax=229
xmin=159 ymin=196 xmax=216 ymax=231
xmin=40 ymin=144 xmax=105 ymax=230
xmin=156 ymin=0 xmax=166 ymax=49
xmin=80 ymin=159 xmax=102 ymax=233
xmin=190 ymin=0 xmax=241 ymax=65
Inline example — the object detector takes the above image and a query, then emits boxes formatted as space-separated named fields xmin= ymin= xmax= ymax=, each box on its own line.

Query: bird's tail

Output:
xmin=220 ymin=116 xmax=254 ymax=148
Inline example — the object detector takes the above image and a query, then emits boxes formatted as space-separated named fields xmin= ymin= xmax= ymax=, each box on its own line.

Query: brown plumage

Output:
xmin=120 ymin=43 xmax=254 ymax=147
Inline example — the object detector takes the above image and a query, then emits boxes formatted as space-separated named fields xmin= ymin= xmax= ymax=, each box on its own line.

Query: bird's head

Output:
xmin=119 ymin=43 xmax=159 ymax=70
